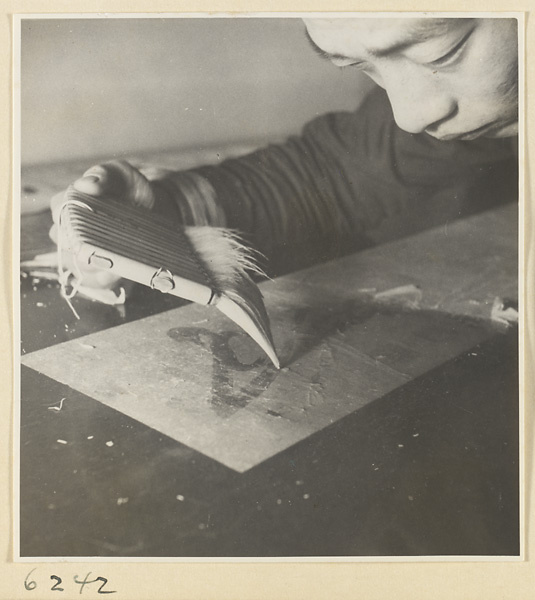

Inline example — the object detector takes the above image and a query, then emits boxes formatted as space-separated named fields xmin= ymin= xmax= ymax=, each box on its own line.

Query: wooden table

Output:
xmin=18 ymin=161 xmax=519 ymax=557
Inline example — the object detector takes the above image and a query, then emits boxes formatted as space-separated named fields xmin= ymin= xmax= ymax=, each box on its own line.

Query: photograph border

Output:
xmin=3 ymin=2 xmax=533 ymax=599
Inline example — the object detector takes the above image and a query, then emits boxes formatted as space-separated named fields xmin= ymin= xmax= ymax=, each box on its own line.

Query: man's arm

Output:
xmin=156 ymin=87 xmax=517 ymax=274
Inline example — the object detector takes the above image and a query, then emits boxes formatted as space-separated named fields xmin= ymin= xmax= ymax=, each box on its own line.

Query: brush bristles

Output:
xmin=185 ymin=226 xmax=278 ymax=358
xmin=184 ymin=227 xmax=267 ymax=285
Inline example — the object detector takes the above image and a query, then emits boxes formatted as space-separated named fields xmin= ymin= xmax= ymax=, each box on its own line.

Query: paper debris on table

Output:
xmin=491 ymin=297 xmax=519 ymax=327
xmin=373 ymin=284 xmax=423 ymax=309
xmin=78 ymin=342 xmax=96 ymax=350
xmin=21 ymin=251 xmax=58 ymax=270
xmin=21 ymin=252 xmax=60 ymax=282
xmin=77 ymin=285 xmax=126 ymax=306
xmin=48 ymin=398 xmax=66 ymax=412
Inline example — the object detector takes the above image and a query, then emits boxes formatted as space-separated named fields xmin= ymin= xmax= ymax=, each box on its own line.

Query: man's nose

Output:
xmin=382 ymin=65 xmax=457 ymax=135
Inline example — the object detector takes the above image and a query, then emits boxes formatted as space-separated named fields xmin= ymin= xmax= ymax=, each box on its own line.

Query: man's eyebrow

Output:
xmin=367 ymin=21 xmax=456 ymax=58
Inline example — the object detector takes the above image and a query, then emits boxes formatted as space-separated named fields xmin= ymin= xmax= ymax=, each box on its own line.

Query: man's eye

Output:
xmin=347 ymin=62 xmax=368 ymax=71
xmin=331 ymin=58 xmax=366 ymax=69
xmin=428 ymin=30 xmax=473 ymax=67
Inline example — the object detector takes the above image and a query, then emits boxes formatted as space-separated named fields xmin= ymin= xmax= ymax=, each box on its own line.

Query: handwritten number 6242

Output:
xmin=24 ymin=570 xmax=116 ymax=594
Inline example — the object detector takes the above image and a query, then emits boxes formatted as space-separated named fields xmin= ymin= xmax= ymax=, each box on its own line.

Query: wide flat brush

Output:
xmin=57 ymin=187 xmax=279 ymax=368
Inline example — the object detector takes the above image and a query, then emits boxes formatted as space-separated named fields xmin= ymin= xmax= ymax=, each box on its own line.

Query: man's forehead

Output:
xmin=304 ymin=18 xmax=469 ymax=57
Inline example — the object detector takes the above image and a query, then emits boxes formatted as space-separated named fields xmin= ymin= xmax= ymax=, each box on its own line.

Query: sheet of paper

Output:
xmin=22 ymin=295 xmax=496 ymax=472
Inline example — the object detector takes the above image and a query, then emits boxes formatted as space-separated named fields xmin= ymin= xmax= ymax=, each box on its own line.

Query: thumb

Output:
xmin=73 ymin=160 xmax=156 ymax=210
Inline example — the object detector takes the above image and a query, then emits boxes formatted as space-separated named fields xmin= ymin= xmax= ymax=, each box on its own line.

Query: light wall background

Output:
xmin=21 ymin=17 xmax=373 ymax=166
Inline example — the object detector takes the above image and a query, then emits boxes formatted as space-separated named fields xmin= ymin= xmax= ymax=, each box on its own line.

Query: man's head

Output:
xmin=304 ymin=17 xmax=518 ymax=140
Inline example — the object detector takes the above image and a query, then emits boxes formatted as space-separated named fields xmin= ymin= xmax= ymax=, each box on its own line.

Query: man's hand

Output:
xmin=49 ymin=159 xmax=159 ymax=290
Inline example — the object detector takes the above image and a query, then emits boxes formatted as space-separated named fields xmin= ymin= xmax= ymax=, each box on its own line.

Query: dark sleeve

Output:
xmin=160 ymin=87 xmax=517 ymax=273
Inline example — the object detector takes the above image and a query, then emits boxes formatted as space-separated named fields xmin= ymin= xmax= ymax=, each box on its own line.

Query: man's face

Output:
xmin=304 ymin=18 xmax=518 ymax=140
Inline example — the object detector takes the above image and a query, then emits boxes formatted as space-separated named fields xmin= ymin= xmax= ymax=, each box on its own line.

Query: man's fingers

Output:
xmin=51 ymin=160 xmax=156 ymax=214
xmin=50 ymin=191 xmax=68 ymax=225
xmin=73 ymin=172 xmax=103 ymax=196
xmin=49 ymin=224 xmax=58 ymax=244
xmin=73 ymin=160 xmax=155 ymax=209
xmin=51 ymin=160 xmax=157 ymax=226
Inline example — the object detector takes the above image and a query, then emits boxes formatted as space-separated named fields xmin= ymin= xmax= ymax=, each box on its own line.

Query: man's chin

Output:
xmin=484 ymin=121 xmax=518 ymax=138
xmin=427 ymin=120 xmax=518 ymax=142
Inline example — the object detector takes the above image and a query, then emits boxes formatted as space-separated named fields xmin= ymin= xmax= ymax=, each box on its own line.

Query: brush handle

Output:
xmin=72 ymin=241 xmax=215 ymax=306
